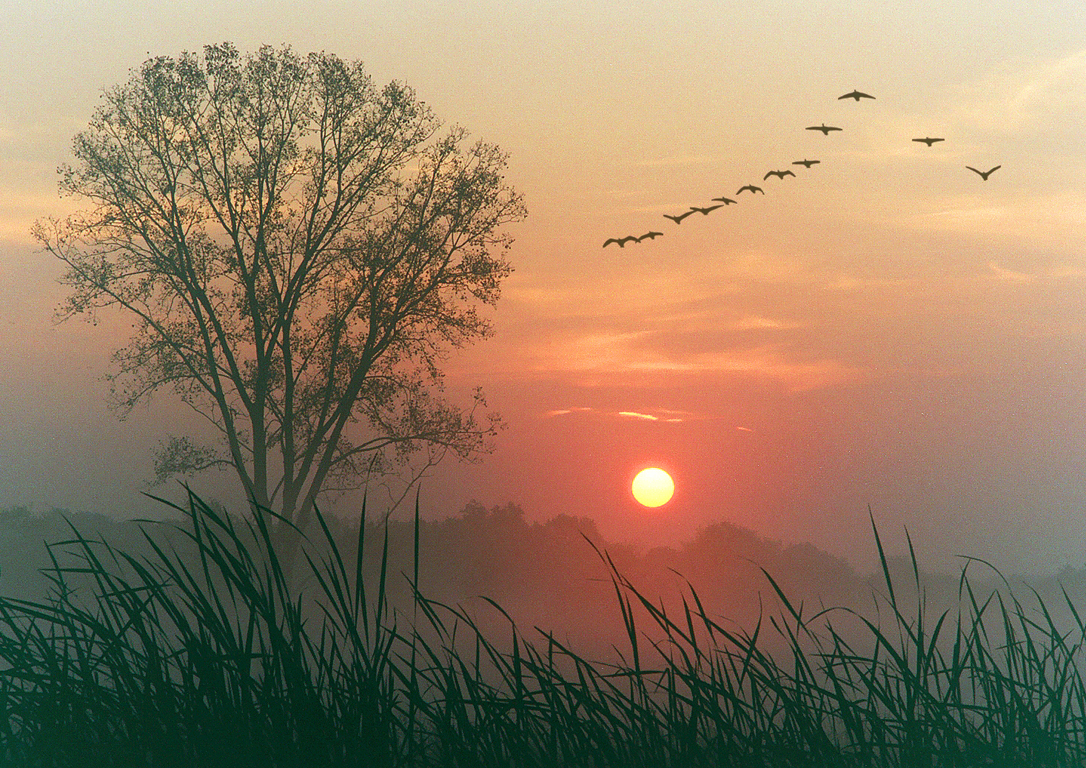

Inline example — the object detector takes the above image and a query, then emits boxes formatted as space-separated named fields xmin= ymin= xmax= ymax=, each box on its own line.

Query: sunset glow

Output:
xmin=0 ymin=1 xmax=1084 ymax=575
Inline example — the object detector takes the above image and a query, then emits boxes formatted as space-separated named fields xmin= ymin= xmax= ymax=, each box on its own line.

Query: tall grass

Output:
xmin=2 ymin=491 xmax=1086 ymax=767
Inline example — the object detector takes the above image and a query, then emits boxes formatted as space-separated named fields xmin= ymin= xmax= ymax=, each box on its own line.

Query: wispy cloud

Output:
xmin=543 ymin=407 xmax=594 ymax=418
xmin=733 ymin=315 xmax=796 ymax=330
xmin=948 ymin=49 xmax=1086 ymax=135
xmin=544 ymin=406 xmax=710 ymax=424
xmin=986 ymin=260 xmax=1086 ymax=284
xmin=618 ymin=411 xmax=658 ymax=421
xmin=988 ymin=262 xmax=1037 ymax=284
xmin=530 ymin=329 xmax=866 ymax=392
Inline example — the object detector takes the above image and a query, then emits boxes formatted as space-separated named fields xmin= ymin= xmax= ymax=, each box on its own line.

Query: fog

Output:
xmin=5 ymin=497 xmax=1085 ymax=667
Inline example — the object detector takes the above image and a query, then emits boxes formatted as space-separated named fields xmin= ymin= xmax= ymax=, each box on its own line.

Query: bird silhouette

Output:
xmin=966 ymin=165 xmax=1001 ymax=180
xmin=839 ymin=90 xmax=875 ymax=101
xmin=806 ymin=124 xmax=843 ymax=135
xmin=736 ymin=185 xmax=764 ymax=195
xmin=636 ymin=231 xmax=664 ymax=241
xmin=711 ymin=196 xmax=737 ymax=204
xmin=792 ymin=159 xmax=820 ymax=168
xmin=602 ymin=235 xmax=639 ymax=248
xmin=764 ymin=170 xmax=796 ymax=180
xmin=912 ymin=137 xmax=945 ymax=146
xmin=689 ymin=204 xmax=723 ymax=215
xmin=664 ymin=210 xmax=696 ymax=224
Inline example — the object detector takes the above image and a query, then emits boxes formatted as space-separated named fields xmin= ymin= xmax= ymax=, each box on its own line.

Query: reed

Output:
xmin=2 ymin=491 xmax=1085 ymax=767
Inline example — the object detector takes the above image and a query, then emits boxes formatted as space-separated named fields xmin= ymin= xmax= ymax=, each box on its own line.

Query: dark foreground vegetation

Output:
xmin=2 ymin=493 xmax=1086 ymax=767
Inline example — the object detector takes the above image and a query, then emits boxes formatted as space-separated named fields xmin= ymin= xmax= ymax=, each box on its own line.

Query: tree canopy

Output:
xmin=34 ymin=43 xmax=525 ymax=531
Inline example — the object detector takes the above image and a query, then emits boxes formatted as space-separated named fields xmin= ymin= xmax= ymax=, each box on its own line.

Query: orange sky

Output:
xmin=1 ymin=1 xmax=1085 ymax=573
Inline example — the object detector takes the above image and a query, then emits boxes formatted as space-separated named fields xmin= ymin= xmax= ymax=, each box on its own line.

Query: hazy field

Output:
xmin=3 ymin=494 xmax=1086 ymax=766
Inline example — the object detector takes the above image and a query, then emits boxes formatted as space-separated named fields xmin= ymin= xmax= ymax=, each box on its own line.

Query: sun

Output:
xmin=631 ymin=467 xmax=675 ymax=508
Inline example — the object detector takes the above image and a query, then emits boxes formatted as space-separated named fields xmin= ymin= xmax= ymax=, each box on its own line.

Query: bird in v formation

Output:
xmin=603 ymin=89 xmax=1001 ymax=247
xmin=663 ymin=209 xmax=696 ymax=225
xmin=603 ymin=231 xmax=664 ymax=247
xmin=966 ymin=165 xmax=1001 ymax=180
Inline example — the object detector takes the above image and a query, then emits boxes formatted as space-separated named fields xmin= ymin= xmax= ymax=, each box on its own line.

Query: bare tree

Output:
xmin=33 ymin=43 xmax=524 ymax=543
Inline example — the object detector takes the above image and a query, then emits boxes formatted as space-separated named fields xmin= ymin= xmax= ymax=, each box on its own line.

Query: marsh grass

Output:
xmin=2 ymin=492 xmax=1086 ymax=767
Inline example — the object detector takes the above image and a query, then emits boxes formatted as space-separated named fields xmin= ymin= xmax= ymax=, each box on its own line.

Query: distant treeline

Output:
xmin=3 ymin=499 xmax=1085 ymax=662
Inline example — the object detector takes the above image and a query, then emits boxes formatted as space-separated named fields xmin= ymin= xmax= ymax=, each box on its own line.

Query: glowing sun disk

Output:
xmin=632 ymin=468 xmax=675 ymax=507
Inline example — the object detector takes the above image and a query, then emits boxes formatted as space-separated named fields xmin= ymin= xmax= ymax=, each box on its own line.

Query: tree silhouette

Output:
xmin=33 ymin=43 xmax=525 ymax=547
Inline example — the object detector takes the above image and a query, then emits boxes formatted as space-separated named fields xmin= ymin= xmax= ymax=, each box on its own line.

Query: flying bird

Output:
xmin=839 ymin=90 xmax=875 ymax=101
xmin=689 ymin=204 xmax=724 ymax=215
xmin=764 ymin=170 xmax=796 ymax=180
xmin=636 ymin=231 xmax=664 ymax=241
xmin=602 ymin=235 xmax=639 ymax=248
xmin=966 ymin=165 xmax=1001 ymax=181
xmin=711 ymin=196 xmax=737 ymax=204
xmin=912 ymin=137 xmax=945 ymax=146
xmin=736 ymin=185 xmax=764 ymax=195
xmin=792 ymin=159 xmax=820 ymax=168
xmin=806 ymin=124 xmax=843 ymax=135
xmin=663 ymin=210 xmax=696 ymax=224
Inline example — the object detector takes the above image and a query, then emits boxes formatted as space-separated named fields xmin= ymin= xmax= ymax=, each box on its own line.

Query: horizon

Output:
xmin=1 ymin=1 xmax=1085 ymax=578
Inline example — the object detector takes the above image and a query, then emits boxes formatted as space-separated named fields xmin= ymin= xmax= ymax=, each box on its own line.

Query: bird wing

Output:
xmin=603 ymin=238 xmax=619 ymax=247
xmin=784 ymin=170 xmax=795 ymax=177
xmin=987 ymin=165 xmax=1001 ymax=174
xmin=966 ymin=166 xmax=982 ymax=176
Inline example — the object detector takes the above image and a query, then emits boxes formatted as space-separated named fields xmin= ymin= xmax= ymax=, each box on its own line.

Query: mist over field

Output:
xmin=6 ymin=497 xmax=1085 ymax=666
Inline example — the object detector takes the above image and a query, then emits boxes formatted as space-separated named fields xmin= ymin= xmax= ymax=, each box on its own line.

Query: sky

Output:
xmin=1 ymin=0 xmax=1085 ymax=575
